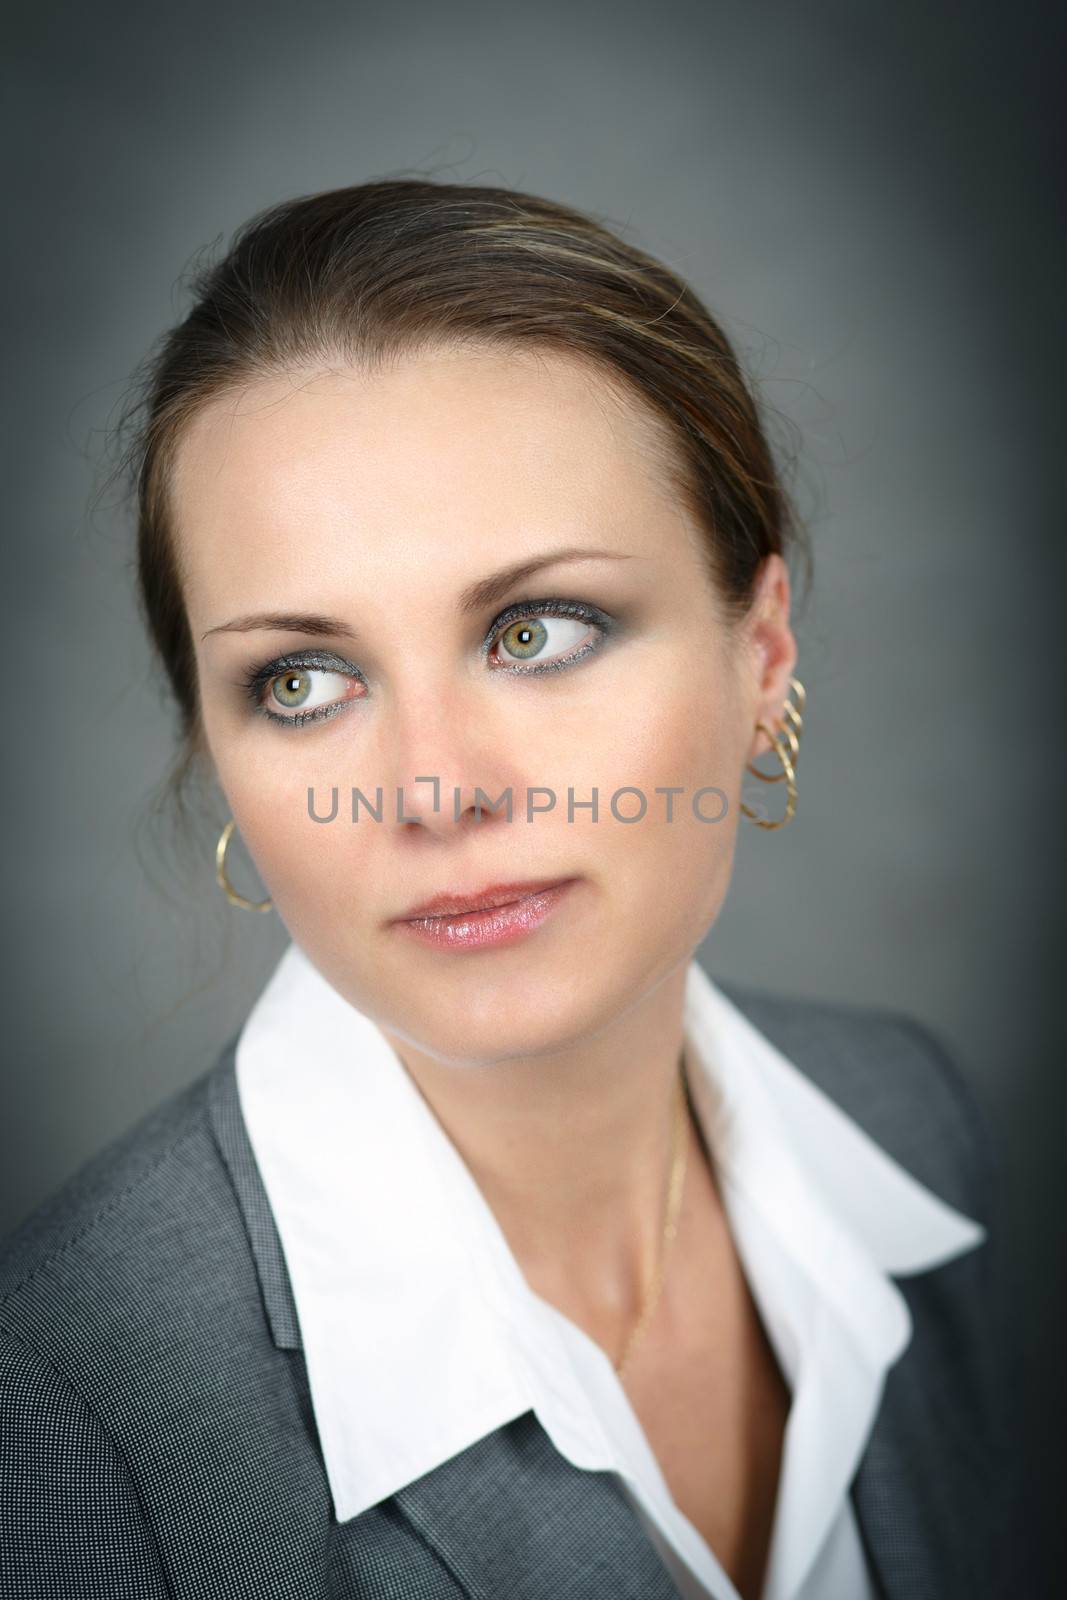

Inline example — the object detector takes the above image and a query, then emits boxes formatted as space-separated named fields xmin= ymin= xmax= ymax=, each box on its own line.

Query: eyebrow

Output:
xmin=199 ymin=546 xmax=636 ymax=642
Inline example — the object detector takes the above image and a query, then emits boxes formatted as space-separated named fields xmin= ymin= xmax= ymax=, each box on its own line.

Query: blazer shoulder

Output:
xmin=0 ymin=1038 xmax=237 ymax=1313
xmin=0 ymin=1325 xmax=171 ymax=1593
xmin=713 ymin=976 xmax=1000 ymax=1224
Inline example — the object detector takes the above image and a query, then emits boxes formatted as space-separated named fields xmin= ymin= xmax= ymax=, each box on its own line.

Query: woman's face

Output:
xmin=174 ymin=344 xmax=794 ymax=1063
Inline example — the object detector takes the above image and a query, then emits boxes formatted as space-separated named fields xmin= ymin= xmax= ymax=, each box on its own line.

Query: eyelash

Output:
xmin=238 ymin=597 xmax=615 ymax=728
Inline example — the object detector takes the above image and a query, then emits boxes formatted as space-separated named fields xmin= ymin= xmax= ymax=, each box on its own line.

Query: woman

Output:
xmin=0 ymin=181 xmax=1019 ymax=1600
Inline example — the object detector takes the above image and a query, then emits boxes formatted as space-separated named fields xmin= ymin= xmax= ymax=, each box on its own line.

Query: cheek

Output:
xmin=530 ymin=664 xmax=744 ymax=940
xmin=615 ymin=676 xmax=738 ymax=795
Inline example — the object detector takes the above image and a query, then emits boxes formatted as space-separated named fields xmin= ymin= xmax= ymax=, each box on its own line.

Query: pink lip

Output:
xmin=392 ymin=878 xmax=578 ymax=950
xmin=395 ymin=877 xmax=576 ymax=920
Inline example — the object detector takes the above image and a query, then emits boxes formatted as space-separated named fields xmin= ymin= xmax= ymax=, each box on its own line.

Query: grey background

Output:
xmin=3 ymin=0 xmax=1061 ymax=1583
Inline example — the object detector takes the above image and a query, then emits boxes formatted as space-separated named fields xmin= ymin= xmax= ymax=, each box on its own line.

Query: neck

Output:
xmin=377 ymin=958 xmax=698 ymax=1333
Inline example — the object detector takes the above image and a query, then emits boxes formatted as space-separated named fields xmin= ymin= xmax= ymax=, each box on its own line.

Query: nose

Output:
xmin=370 ymin=683 xmax=525 ymax=840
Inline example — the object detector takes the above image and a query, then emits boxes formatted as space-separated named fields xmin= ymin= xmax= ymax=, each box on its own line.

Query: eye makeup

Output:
xmin=237 ymin=648 xmax=368 ymax=730
xmin=480 ymin=596 xmax=616 ymax=673
xmin=236 ymin=594 xmax=620 ymax=728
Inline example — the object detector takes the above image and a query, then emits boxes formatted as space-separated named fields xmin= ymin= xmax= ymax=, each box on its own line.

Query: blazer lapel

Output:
xmin=849 ymin=1274 xmax=998 ymax=1600
xmin=389 ymin=1409 xmax=685 ymax=1600
xmin=851 ymin=1426 xmax=940 ymax=1600
xmin=209 ymin=1036 xmax=304 ymax=1349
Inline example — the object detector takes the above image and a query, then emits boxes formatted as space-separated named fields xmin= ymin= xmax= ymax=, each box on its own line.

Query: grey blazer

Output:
xmin=0 ymin=983 xmax=1029 ymax=1599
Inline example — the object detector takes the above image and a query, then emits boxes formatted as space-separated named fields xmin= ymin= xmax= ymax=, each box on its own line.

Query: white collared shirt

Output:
xmin=234 ymin=942 xmax=986 ymax=1600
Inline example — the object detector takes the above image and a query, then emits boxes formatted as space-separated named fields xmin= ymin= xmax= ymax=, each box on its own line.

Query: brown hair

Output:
xmin=114 ymin=177 xmax=811 ymax=805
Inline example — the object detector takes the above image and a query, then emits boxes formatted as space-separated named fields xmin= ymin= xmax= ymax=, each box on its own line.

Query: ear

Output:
xmin=741 ymin=555 xmax=798 ymax=762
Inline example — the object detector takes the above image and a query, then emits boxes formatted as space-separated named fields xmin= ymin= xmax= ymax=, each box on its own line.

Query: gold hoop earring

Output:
xmin=746 ymin=676 xmax=805 ymax=783
xmin=740 ymin=675 xmax=804 ymax=830
xmin=215 ymin=818 xmax=273 ymax=913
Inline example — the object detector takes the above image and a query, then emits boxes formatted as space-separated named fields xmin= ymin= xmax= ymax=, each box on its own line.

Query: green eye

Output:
xmin=270 ymin=670 xmax=314 ymax=709
xmin=240 ymin=649 xmax=368 ymax=728
xmin=498 ymin=617 xmax=549 ymax=660
xmin=267 ymin=667 xmax=357 ymax=716
xmin=489 ymin=606 xmax=606 ymax=672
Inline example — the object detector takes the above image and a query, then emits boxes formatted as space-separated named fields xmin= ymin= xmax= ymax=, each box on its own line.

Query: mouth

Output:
xmin=391 ymin=877 xmax=580 ymax=951
xmin=394 ymin=877 xmax=577 ymax=921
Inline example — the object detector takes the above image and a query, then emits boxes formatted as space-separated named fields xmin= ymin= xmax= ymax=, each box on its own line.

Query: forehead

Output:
xmin=169 ymin=345 xmax=701 ymax=628
xmin=171 ymin=344 xmax=682 ymax=531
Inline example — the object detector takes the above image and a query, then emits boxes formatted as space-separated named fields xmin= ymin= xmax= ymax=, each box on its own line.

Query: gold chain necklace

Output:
xmin=613 ymin=1060 xmax=690 ymax=1378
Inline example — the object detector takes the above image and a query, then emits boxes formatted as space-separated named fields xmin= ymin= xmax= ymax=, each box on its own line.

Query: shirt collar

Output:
xmin=234 ymin=939 xmax=985 ymax=1569
xmin=680 ymin=961 xmax=985 ymax=1367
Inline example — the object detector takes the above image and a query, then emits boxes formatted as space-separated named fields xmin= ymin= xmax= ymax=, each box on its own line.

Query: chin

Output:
xmin=368 ymin=950 xmax=619 ymax=1069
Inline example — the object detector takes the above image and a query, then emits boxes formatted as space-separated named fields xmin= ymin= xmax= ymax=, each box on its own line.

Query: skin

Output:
xmin=173 ymin=343 xmax=798 ymax=1594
